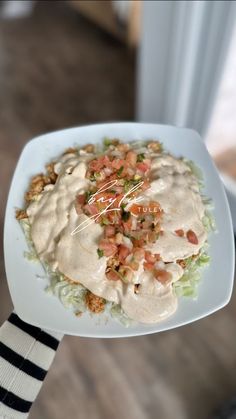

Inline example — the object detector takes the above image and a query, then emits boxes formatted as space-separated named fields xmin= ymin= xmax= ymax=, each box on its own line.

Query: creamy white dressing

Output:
xmin=143 ymin=155 xmax=207 ymax=261
xmin=27 ymin=149 xmax=207 ymax=324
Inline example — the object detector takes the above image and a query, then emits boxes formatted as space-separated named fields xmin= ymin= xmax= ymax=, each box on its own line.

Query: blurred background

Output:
xmin=0 ymin=1 xmax=236 ymax=418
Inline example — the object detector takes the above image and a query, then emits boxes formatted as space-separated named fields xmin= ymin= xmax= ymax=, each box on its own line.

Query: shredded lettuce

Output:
xmin=103 ymin=137 xmax=113 ymax=149
xmin=201 ymin=196 xmax=214 ymax=209
xmin=46 ymin=273 xmax=87 ymax=313
xmin=202 ymin=210 xmax=216 ymax=232
xmin=200 ymin=195 xmax=216 ymax=232
xmin=174 ymin=267 xmax=200 ymax=298
xmin=184 ymin=158 xmax=204 ymax=185
xmin=129 ymin=140 xmax=146 ymax=147
xmin=19 ymin=219 xmax=39 ymax=261
xmin=174 ymin=250 xmax=210 ymax=298
xmin=46 ymin=270 xmax=133 ymax=325
xmin=196 ymin=252 xmax=210 ymax=267
xmin=110 ymin=303 xmax=133 ymax=327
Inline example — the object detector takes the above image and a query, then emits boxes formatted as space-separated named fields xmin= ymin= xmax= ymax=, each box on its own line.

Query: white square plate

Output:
xmin=4 ymin=123 xmax=235 ymax=337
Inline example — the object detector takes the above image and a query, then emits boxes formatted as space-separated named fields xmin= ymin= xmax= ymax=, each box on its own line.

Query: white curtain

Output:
xmin=136 ymin=0 xmax=236 ymax=137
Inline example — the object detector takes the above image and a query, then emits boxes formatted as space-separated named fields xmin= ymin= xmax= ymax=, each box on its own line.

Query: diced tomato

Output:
xmin=143 ymin=262 xmax=154 ymax=271
xmin=104 ymin=225 xmax=116 ymax=238
xmin=111 ymin=159 xmax=125 ymax=170
xmin=175 ymin=229 xmax=184 ymax=237
xmin=76 ymin=194 xmax=86 ymax=205
xmin=95 ymin=177 xmax=114 ymax=189
xmin=186 ymin=229 xmax=198 ymax=245
xmin=98 ymin=239 xmax=117 ymax=257
xmin=132 ymin=238 xmax=145 ymax=248
xmin=106 ymin=270 xmax=120 ymax=281
xmin=126 ymin=151 xmax=137 ymax=166
xmin=140 ymin=180 xmax=151 ymax=191
xmin=145 ymin=251 xmax=156 ymax=263
xmin=89 ymin=155 xmax=111 ymax=172
xmin=113 ymin=194 xmax=124 ymax=208
xmin=133 ymin=248 xmax=145 ymax=261
xmin=75 ymin=194 xmax=85 ymax=214
xmin=143 ymin=158 xmax=151 ymax=168
xmin=75 ymin=203 xmax=82 ymax=215
xmin=88 ymin=160 xmax=102 ymax=171
xmin=154 ymin=269 xmax=172 ymax=284
xmin=102 ymin=155 xmax=112 ymax=166
xmin=103 ymin=167 xmax=113 ymax=177
xmin=136 ymin=162 xmax=149 ymax=172
xmin=122 ymin=218 xmax=132 ymax=233
xmin=130 ymin=204 xmax=142 ymax=216
xmin=107 ymin=210 xmax=121 ymax=225
xmin=118 ymin=245 xmax=131 ymax=261
xmin=83 ymin=203 xmax=98 ymax=216
xmin=109 ymin=173 xmax=120 ymax=181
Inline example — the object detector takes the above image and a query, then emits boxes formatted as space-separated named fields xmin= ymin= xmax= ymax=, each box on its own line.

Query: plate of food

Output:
xmin=4 ymin=123 xmax=235 ymax=337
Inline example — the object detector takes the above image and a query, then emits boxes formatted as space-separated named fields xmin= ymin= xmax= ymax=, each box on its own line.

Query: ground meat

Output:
xmin=177 ymin=259 xmax=187 ymax=269
xmin=63 ymin=147 xmax=78 ymax=155
xmin=107 ymin=257 xmax=119 ymax=269
xmin=64 ymin=275 xmax=80 ymax=285
xmin=46 ymin=163 xmax=58 ymax=184
xmin=85 ymin=291 xmax=105 ymax=314
xmin=147 ymin=141 xmax=162 ymax=152
xmin=15 ymin=209 xmax=28 ymax=220
xmin=177 ymin=252 xmax=200 ymax=269
xmin=24 ymin=162 xmax=59 ymax=203
xmin=81 ymin=144 xmax=94 ymax=153
xmin=75 ymin=311 xmax=83 ymax=317
xmin=25 ymin=173 xmax=51 ymax=202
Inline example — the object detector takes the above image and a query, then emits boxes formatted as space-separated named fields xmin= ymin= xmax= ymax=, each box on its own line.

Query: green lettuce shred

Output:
xmin=184 ymin=159 xmax=203 ymax=183
xmin=45 ymin=270 xmax=87 ymax=313
xmin=201 ymin=195 xmax=216 ymax=232
xmin=202 ymin=210 xmax=216 ymax=232
xmin=103 ymin=137 xmax=113 ymax=149
xmin=174 ymin=250 xmax=210 ymax=298
xmin=19 ymin=219 xmax=38 ymax=262
xmin=110 ymin=303 xmax=133 ymax=327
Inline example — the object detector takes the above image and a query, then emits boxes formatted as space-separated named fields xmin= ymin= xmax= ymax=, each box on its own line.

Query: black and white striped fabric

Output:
xmin=0 ymin=312 xmax=63 ymax=418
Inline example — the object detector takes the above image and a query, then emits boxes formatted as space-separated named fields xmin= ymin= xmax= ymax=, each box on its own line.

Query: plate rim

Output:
xmin=3 ymin=122 xmax=235 ymax=337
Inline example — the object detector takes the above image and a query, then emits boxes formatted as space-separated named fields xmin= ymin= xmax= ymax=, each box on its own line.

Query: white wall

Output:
xmin=136 ymin=0 xmax=236 ymax=137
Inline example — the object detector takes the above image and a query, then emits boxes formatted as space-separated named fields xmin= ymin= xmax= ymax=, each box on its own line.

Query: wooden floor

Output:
xmin=0 ymin=3 xmax=235 ymax=419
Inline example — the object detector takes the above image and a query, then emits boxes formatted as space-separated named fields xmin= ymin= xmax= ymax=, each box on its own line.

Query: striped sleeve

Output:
xmin=0 ymin=312 xmax=63 ymax=419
